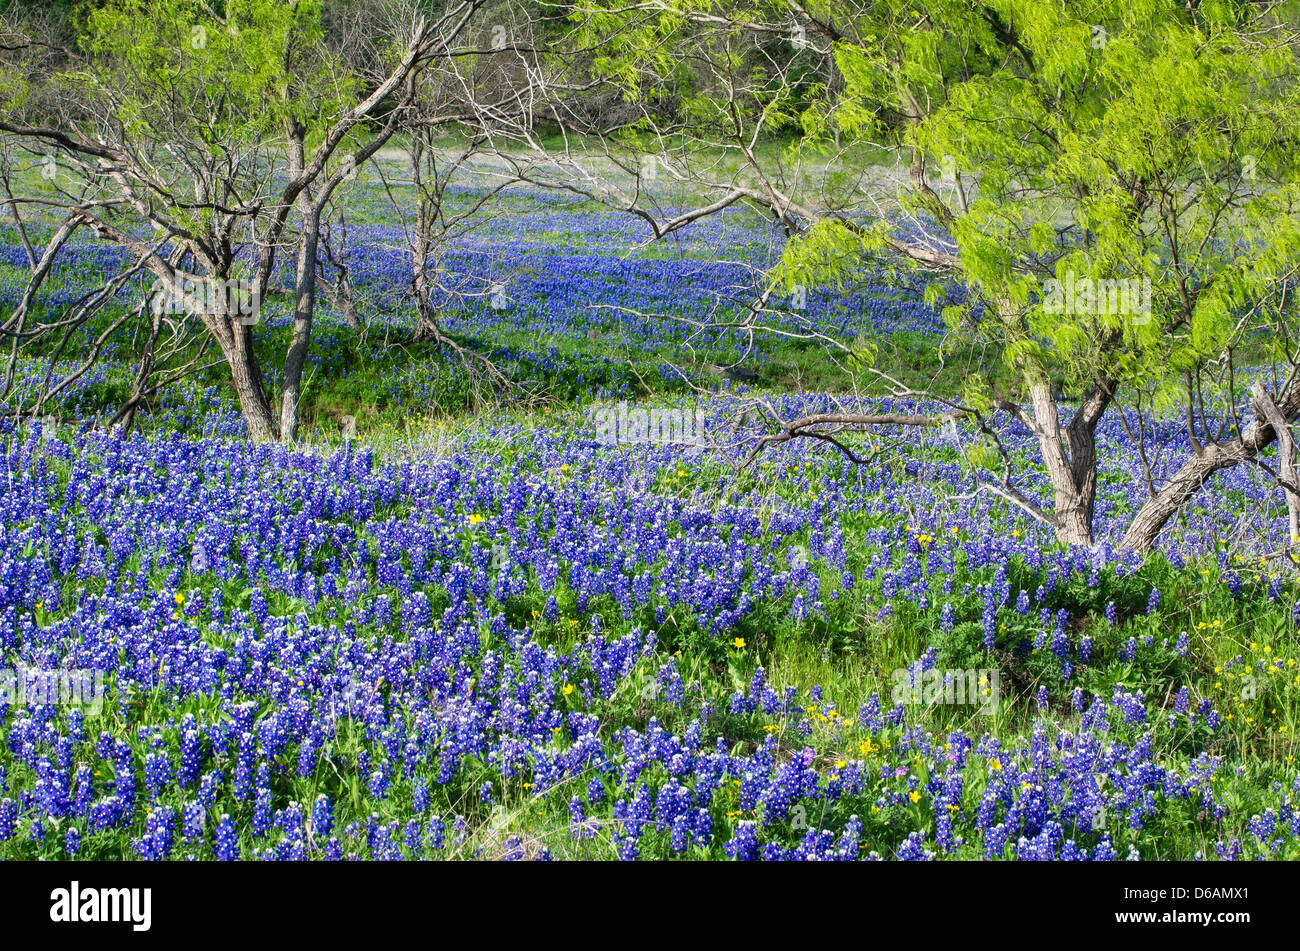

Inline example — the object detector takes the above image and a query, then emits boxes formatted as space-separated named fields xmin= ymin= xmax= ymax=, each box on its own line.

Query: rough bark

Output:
xmin=410 ymin=133 xmax=441 ymax=341
xmin=220 ymin=319 xmax=277 ymax=443
xmin=1253 ymin=382 xmax=1300 ymax=544
xmin=279 ymin=214 xmax=318 ymax=443
xmin=1022 ymin=366 xmax=1117 ymax=547
xmin=1025 ymin=381 xmax=1092 ymax=546
xmin=277 ymin=123 xmax=317 ymax=444
xmin=1121 ymin=381 xmax=1300 ymax=552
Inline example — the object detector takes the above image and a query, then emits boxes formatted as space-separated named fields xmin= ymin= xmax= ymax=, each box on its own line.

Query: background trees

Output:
xmin=3 ymin=0 xmax=1300 ymax=553
xmin=0 ymin=0 xmax=537 ymax=440
xmin=566 ymin=0 xmax=1300 ymax=551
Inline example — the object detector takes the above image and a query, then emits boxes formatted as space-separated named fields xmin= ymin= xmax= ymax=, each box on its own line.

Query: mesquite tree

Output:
xmin=381 ymin=2 xmax=609 ymax=402
xmin=0 ymin=0 xmax=491 ymax=442
xmin=570 ymin=0 xmax=1300 ymax=551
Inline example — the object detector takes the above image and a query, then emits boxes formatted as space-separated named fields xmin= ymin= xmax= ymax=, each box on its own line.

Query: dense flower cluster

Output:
xmin=1 ymin=182 xmax=1297 ymax=860
xmin=0 ymin=389 xmax=1295 ymax=860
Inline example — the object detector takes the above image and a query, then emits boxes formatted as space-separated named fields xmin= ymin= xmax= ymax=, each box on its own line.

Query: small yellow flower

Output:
xmin=909 ymin=791 xmax=922 ymax=804
xmin=174 ymin=592 xmax=185 ymax=605
xmin=732 ymin=637 xmax=746 ymax=650
xmin=988 ymin=758 xmax=1002 ymax=772
xmin=562 ymin=684 xmax=574 ymax=697
xmin=467 ymin=513 xmax=483 ymax=526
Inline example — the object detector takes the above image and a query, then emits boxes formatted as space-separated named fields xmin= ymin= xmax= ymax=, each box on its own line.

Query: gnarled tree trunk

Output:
xmin=1121 ymin=381 xmax=1300 ymax=552
xmin=216 ymin=318 xmax=277 ymax=443
xmin=1024 ymin=373 xmax=1114 ymax=547
xmin=278 ymin=123 xmax=317 ymax=445
xmin=280 ymin=210 xmax=318 ymax=444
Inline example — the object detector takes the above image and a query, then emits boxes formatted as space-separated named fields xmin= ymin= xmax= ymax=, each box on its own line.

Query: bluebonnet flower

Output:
xmin=215 ymin=814 xmax=240 ymax=861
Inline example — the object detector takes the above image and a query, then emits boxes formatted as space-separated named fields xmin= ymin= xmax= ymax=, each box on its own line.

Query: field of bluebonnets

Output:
xmin=2 ymin=166 xmax=1299 ymax=862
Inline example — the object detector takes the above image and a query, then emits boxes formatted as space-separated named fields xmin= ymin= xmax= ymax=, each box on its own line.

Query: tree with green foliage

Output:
xmin=566 ymin=0 xmax=1300 ymax=551
xmin=0 ymin=0 xmax=488 ymax=441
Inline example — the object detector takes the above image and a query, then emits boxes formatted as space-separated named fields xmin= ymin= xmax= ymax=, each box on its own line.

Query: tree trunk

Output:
xmin=226 ymin=321 xmax=277 ymax=442
xmin=1054 ymin=498 xmax=1094 ymax=547
xmin=1120 ymin=442 xmax=1242 ymax=552
xmin=1122 ymin=382 xmax=1300 ymax=552
xmin=1252 ymin=381 xmax=1300 ymax=545
xmin=195 ymin=307 xmax=276 ymax=442
xmin=280 ymin=206 xmax=318 ymax=443
xmin=1027 ymin=381 xmax=1099 ymax=546
xmin=279 ymin=123 xmax=317 ymax=444
xmin=411 ymin=205 xmax=435 ymax=338
xmin=409 ymin=133 xmax=441 ymax=341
